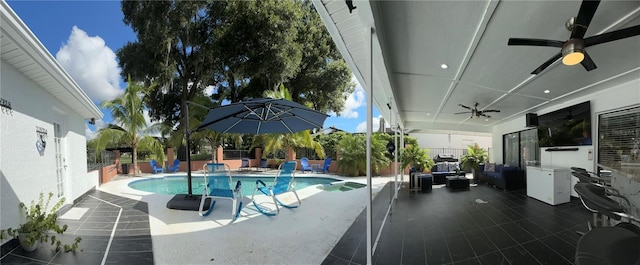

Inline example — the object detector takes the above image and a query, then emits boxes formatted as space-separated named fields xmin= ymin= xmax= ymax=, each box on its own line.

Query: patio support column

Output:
xmin=394 ymin=117 xmax=398 ymax=200
xmin=365 ymin=26 xmax=373 ymax=265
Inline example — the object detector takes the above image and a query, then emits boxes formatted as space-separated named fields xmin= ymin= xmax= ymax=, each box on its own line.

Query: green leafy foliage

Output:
xmin=0 ymin=192 xmax=81 ymax=252
xmin=460 ymin=143 xmax=488 ymax=171
xmin=96 ymin=77 xmax=166 ymax=174
xmin=336 ymin=133 xmax=391 ymax=176
xmin=117 ymin=0 xmax=353 ymax=132
xmin=399 ymin=145 xmax=434 ymax=172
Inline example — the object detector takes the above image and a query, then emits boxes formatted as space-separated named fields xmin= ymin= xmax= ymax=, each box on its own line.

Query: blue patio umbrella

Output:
xmin=194 ymin=98 xmax=329 ymax=134
xmin=167 ymin=98 xmax=328 ymax=211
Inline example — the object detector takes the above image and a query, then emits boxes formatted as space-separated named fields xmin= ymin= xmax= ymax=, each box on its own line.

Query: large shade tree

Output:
xmin=95 ymin=78 xmax=165 ymax=175
xmin=117 ymin=0 xmax=354 ymax=134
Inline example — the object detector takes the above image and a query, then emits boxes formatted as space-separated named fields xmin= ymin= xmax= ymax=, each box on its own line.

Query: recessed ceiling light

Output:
xmin=426 ymin=113 xmax=431 ymax=116
xmin=440 ymin=64 xmax=448 ymax=69
xmin=485 ymin=118 xmax=489 ymax=121
xmin=544 ymin=90 xmax=550 ymax=94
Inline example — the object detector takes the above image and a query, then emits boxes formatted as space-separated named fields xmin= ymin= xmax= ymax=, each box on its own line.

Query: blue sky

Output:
xmin=8 ymin=1 xmax=381 ymax=137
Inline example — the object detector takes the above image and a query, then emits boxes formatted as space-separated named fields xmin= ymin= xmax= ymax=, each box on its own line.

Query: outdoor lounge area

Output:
xmin=2 ymin=0 xmax=640 ymax=264
xmin=1 ymin=175 xmax=592 ymax=265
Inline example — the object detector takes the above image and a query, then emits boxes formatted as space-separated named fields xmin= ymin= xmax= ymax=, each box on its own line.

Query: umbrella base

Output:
xmin=166 ymin=194 xmax=208 ymax=211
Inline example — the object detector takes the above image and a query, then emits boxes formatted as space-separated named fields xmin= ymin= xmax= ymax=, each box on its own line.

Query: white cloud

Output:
xmin=338 ymin=77 xmax=365 ymax=118
xmin=356 ymin=115 xmax=388 ymax=133
xmin=84 ymin=119 xmax=107 ymax=140
xmin=56 ymin=26 xmax=122 ymax=102
xmin=204 ymin=85 xmax=215 ymax=96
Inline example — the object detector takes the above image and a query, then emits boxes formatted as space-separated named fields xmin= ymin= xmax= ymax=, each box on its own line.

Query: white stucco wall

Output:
xmin=1 ymin=60 xmax=96 ymax=232
xmin=491 ymin=78 xmax=640 ymax=168
xmin=410 ymin=132 xmax=492 ymax=150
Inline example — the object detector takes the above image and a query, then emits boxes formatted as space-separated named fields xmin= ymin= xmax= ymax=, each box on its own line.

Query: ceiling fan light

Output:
xmin=562 ymin=51 xmax=584 ymax=65
xmin=561 ymin=39 xmax=585 ymax=66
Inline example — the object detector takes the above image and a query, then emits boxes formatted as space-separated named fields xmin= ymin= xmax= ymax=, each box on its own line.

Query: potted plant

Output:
xmin=460 ymin=143 xmax=488 ymax=184
xmin=0 ymin=192 xmax=81 ymax=252
xmin=400 ymin=144 xmax=434 ymax=173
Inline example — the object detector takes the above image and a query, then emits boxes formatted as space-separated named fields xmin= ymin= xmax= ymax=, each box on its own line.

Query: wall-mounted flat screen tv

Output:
xmin=537 ymin=101 xmax=592 ymax=147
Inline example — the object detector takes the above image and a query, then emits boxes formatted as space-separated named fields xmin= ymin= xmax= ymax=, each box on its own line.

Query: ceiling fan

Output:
xmin=455 ymin=103 xmax=500 ymax=118
xmin=507 ymin=0 xmax=640 ymax=75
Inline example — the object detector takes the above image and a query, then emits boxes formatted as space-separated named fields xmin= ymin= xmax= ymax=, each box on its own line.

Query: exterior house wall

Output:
xmin=492 ymin=78 xmax=640 ymax=166
xmin=1 ymin=60 xmax=96 ymax=233
xmin=411 ymin=132 xmax=492 ymax=150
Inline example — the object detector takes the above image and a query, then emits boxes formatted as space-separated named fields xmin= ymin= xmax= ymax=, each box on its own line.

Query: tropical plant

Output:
xmin=399 ymin=144 xmax=434 ymax=172
xmin=0 ymin=192 xmax=81 ymax=252
xmin=460 ymin=143 xmax=488 ymax=183
xmin=336 ymin=133 xmax=391 ymax=177
xmin=95 ymin=77 xmax=166 ymax=175
xmin=251 ymin=85 xmax=325 ymax=159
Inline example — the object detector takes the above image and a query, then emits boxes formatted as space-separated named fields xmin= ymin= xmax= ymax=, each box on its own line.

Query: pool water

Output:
xmin=128 ymin=175 xmax=341 ymax=195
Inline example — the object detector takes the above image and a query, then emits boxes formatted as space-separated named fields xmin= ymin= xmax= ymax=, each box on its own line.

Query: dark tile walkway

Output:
xmin=323 ymin=182 xmax=590 ymax=265
xmin=0 ymin=190 xmax=153 ymax=265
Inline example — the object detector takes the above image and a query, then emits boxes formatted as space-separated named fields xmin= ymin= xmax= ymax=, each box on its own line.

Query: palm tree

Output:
xmin=252 ymin=85 xmax=325 ymax=159
xmin=95 ymin=77 xmax=165 ymax=176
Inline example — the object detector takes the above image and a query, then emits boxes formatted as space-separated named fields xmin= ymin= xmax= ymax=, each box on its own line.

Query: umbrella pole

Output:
xmin=166 ymin=101 xmax=202 ymax=211
xmin=186 ymin=102 xmax=193 ymax=196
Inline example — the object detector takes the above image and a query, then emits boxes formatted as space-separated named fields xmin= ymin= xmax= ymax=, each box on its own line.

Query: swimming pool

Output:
xmin=128 ymin=175 xmax=341 ymax=195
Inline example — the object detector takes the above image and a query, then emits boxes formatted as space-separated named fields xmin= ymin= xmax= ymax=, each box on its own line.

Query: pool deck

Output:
xmin=99 ymin=171 xmax=390 ymax=264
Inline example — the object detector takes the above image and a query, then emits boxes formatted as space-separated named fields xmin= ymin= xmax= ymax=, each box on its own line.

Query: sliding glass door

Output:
xmin=503 ymin=128 xmax=539 ymax=169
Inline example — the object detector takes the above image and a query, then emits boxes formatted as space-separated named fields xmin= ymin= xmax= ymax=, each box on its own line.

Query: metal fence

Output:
xmin=87 ymin=149 xmax=114 ymax=172
xmin=427 ymin=148 xmax=467 ymax=160
xmin=427 ymin=147 xmax=492 ymax=162
xmin=222 ymin=149 xmax=250 ymax=160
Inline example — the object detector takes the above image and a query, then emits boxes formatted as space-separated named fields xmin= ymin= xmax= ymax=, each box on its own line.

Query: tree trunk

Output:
xmin=132 ymin=143 xmax=138 ymax=176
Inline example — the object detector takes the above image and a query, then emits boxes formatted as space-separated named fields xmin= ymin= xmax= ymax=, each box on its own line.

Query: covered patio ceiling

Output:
xmin=313 ymin=0 xmax=640 ymax=133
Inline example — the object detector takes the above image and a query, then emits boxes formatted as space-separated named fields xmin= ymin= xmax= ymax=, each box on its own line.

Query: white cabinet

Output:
xmin=526 ymin=166 xmax=571 ymax=205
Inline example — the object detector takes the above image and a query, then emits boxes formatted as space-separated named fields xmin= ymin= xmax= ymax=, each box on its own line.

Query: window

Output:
xmin=598 ymin=106 xmax=640 ymax=169
xmin=503 ymin=128 xmax=539 ymax=169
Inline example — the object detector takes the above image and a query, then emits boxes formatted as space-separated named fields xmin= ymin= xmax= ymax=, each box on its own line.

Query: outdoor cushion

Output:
xmin=448 ymin=162 xmax=459 ymax=172
xmin=484 ymin=163 xmax=496 ymax=172
xmin=436 ymin=162 xmax=448 ymax=172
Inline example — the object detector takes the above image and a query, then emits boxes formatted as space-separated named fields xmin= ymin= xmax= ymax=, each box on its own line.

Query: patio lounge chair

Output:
xmin=239 ymin=158 xmax=251 ymax=171
xmin=252 ymin=161 xmax=300 ymax=216
xmin=300 ymin=157 xmax=313 ymax=173
xmin=320 ymin=157 xmax=332 ymax=173
xmin=150 ymin=159 xmax=164 ymax=174
xmin=167 ymin=159 xmax=180 ymax=173
xmin=198 ymin=163 xmax=243 ymax=219
xmin=258 ymin=158 xmax=268 ymax=171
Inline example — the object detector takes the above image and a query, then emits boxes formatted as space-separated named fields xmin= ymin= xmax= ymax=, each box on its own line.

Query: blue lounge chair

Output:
xmin=300 ymin=157 xmax=313 ymax=173
xmin=167 ymin=159 xmax=180 ymax=173
xmin=252 ymin=161 xmax=300 ymax=216
xmin=258 ymin=158 xmax=268 ymax=171
xmin=321 ymin=157 xmax=332 ymax=174
xmin=239 ymin=158 xmax=251 ymax=171
xmin=198 ymin=163 xmax=242 ymax=219
xmin=150 ymin=159 xmax=164 ymax=174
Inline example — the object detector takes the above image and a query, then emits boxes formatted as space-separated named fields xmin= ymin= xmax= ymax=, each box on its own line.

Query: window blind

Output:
xmin=598 ymin=106 xmax=640 ymax=169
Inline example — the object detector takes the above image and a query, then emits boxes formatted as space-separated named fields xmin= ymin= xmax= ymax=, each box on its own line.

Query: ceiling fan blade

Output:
xmin=584 ymin=25 xmax=640 ymax=47
xmin=458 ymin=104 xmax=471 ymax=110
xmin=570 ymin=0 xmax=601 ymax=39
xmin=508 ymin=38 xmax=564 ymax=47
xmin=531 ymin=52 xmax=562 ymax=75
xmin=481 ymin=109 xmax=501 ymax=113
xmin=454 ymin=111 xmax=472 ymax=115
xmin=580 ymin=51 xmax=597 ymax=71
xmin=479 ymin=113 xmax=491 ymax=118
